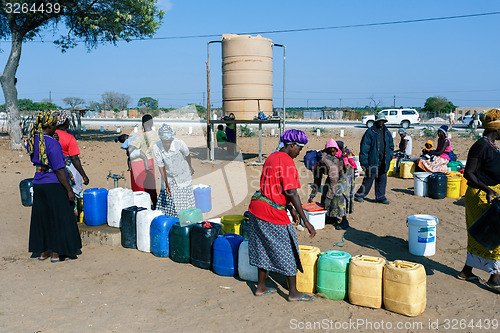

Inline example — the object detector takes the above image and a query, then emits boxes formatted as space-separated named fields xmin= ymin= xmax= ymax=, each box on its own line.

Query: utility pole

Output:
xmin=339 ymin=98 xmax=342 ymax=109
xmin=202 ymin=92 xmax=205 ymax=107
xmin=393 ymin=95 xmax=396 ymax=108
xmin=307 ymin=99 xmax=309 ymax=108
xmin=49 ymin=91 xmax=52 ymax=103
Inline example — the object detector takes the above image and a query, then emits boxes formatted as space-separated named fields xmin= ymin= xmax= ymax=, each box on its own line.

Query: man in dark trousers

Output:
xmin=354 ymin=112 xmax=394 ymax=204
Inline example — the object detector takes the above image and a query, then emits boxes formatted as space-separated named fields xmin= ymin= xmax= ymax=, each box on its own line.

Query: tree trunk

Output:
xmin=0 ymin=33 xmax=24 ymax=150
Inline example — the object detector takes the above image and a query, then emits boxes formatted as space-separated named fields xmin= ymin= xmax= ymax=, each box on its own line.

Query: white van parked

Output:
xmin=362 ymin=109 xmax=420 ymax=128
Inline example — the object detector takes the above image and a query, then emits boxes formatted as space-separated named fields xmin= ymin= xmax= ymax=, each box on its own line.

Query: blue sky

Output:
xmin=2 ymin=0 xmax=500 ymax=110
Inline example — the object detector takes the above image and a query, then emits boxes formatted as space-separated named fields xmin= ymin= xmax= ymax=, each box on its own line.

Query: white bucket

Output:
xmin=413 ymin=172 xmax=432 ymax=197
xmin=304 ymin=210 xmax=326 ymax=230
xmin=407 ymin=214 xmax=438 ymax=256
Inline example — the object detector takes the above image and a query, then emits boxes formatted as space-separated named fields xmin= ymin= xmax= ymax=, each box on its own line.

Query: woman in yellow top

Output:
xmin=458 ymin=109 xmax=500 ymax=291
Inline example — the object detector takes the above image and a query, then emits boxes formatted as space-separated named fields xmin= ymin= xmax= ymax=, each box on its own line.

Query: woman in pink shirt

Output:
xmin=417 ymin=125 xmax=452 ymax=173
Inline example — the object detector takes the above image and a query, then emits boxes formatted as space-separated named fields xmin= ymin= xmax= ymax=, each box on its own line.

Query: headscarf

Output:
xmin=280 ymin=129 xmax=308 ymax=146
xmin=325 ymin=138 xmax=339 ymax=151
xmin=27 ymin=110 xmax=57 ymax=165
xmin=336 ymin=140 xmax=357 ymax=169
xmin=398 ymin=128 xmax=406 ymax=135
xmin=56 ymin=110 xmax=70 ymax=126
xmin=481 ymin=108 xmax=500 ymax=131
xmin=158 ymin=124 xmax=176 ymax=141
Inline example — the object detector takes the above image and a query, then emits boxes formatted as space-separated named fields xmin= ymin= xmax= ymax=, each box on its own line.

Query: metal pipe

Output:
xmin=206 ymin=40 xmax=221 ymax=161
xmin=273 ymin=44 xmax=286 ymax=135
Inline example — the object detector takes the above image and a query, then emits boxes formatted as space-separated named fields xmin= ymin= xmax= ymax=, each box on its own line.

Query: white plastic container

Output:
xmin=238 ymin=240 xmax=258 ymax=282
xmin=407 ymin=215 xmax=438 ymax=256
xmin=136 ymin=209 xmax=163 ymax=253
xmin=304 ymin=210 xmax=326 ymax=230
xmin=133 ymin=191 xmax=151 ymax=210
xmin=107 ymin=188 xmax=134 ymax=228
xmin=413 ymin=172 xmax=432 ymax=197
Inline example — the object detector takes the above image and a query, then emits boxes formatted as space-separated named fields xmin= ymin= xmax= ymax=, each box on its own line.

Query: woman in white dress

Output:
xmin=153 ymin=124 xmax=196 ymax=217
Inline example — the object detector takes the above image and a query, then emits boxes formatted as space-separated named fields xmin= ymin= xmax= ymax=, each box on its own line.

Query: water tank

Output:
xmin=222 ymin=34 xmax=273 ymax=120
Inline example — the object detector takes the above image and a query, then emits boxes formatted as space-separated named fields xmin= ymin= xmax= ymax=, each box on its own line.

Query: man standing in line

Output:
xmin=449 ymin=110 xmax=456 ymax=130
xmin=354 ymin=112 xmax=394 ymax=204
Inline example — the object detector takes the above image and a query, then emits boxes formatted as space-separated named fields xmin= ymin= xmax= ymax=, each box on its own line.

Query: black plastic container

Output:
xmin=19 ymin=178 xmax=34 ymax=207
xmin=427 ymin=172 xmax=448 ymax=199
xmin=170 ymin=222 xmax=194 ymax=263
xmin=190 ymin=222 xmax=223 ymax=269
xmin=120 ymin=206 xmax=147 ymax=249
xmin=468 ymin=199 xmax=500 ymax=251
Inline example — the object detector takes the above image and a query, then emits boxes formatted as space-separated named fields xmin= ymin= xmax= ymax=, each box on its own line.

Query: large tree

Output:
xmin=62 ymin=96 xmax=85 ymax=109
xmin=423 ymin=96 xmax=457 ymax=114
xmin=0 ymin=1 xmax=164 ymax=149
xmin=137 ymin=96 xmax=158 ymax=110
xmin=101 ymin=91 xmax=131 ymax=110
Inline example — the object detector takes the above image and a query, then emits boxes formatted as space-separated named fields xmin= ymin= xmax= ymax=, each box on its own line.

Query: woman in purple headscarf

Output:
xmin=247 ymin=129 xmax=316 ymax=302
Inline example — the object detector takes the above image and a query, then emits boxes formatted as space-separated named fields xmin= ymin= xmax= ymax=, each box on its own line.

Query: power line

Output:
xmin=3 ymin=11 xmax=499 ymax=43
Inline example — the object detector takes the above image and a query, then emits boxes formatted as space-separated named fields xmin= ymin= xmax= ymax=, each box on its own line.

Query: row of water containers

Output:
xmin=79 ymin=186 xmax=211 ymax=226
xmin=297 ymin=248 xmax=426 ymax=317
xmin=120 ymin=206 xmax=259 ymax=281
xmin=413 ymin=171 xmax=467 ymax=199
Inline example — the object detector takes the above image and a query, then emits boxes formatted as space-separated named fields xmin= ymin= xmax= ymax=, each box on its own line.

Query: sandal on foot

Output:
xmin=51 ymin=257 xmax=73 ymax=263
xmin=255 ymin=288 xmax=277 ymax=297
xmin=486 ymin=282 xmax=500 ymax=293
xmin=288 ymin=294 xmax=315 ymax=302
xmin=37 ymin=256 xmax=49 ymax=261
xmin=456 ymin=274 xmax=479 ymax=281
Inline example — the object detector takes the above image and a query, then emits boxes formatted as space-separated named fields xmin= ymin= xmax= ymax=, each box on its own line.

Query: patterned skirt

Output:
xmin=156 ymin=179 xmax=196 ymax=217
xmin=323 ymin=169 xmax=355 ymax=218
xmin=465 ymin=184 xmax=500 ymax=262
xmin=248 ymin=212 xmax=303 ymax=276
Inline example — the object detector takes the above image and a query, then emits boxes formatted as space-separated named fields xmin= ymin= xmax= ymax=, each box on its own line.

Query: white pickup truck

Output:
xmin=362 ymin=109 xmax=420 ymax=128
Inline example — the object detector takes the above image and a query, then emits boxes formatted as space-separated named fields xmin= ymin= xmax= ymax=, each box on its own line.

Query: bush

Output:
xmin=240 ymin=125 xmax=255 ymax=137
xmin=422 ymin=125 xmax=437 ymax=138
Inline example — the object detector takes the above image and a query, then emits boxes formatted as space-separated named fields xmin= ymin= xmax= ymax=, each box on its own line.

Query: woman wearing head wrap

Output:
xmin=152 ymin=124 xmax=196 ymax=217
xmin=54 ymin=110 xmax=89 ymax=196
xmin=248 ymin=129 xmax=316 ymax=302
xmin=309 ymin=139 xmax=354 ymax=230
xmin=393 ymin=127 xmax=413 ymax=174
xmin=128 ymin=114 xmax=159 ymax=208
xmin=27 ymin=111 xmax=82 ymax=262
xmin=417 ymin=125 xmax=452 ymax=172
xmin=458 ymin=109 xmax=500 ymax=291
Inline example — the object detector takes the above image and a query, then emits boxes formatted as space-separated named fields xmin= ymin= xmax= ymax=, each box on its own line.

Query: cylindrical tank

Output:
xmin=383 ymin=260 xmax=426 ymax=316
xmin=427 ymin=172 xmax=448 ymax=199
xmin=133 ymin=191 xmax=151 ymax=210
xmin=190 ymin=222 xmax=223 ymax=269
xmin=136 ymin=210 xmax=163 ymax=253
xmin=150 ymin=215 xmax=179 ymax=257
xmin=107 ymin=187 xmax=134 ymax=227
xmin=348 ymin=255 xmax=386 ymax=308
xmin=178 ymin=208 xmax=203 ymax=226
xmin=170 ymin=222 xmax=195 ymax=263
xmin=213 ymin=233 xmax=244 ymax=276
xmin=238 ymin=240 xmax=258 ymax=282
xmin=222 ymin=34 xmax=273 ymax=120
xmin=193 ymin=185 xmax=212 ymax=213
xmin=317 ymin=250 xmax=351 ymax=300
xmin=296 ymin=245 xmax=320 ymax=293
xmin=19 ymin=178 xmax=34 ymax=207
xmin=120 ymin=206 xmax=147 ymax=249
xmin=83 ymin=188 xmax=108 ymax=226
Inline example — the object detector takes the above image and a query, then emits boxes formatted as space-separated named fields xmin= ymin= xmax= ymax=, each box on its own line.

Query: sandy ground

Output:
xmin=1 ymin=124 xmax=498 ymax=332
